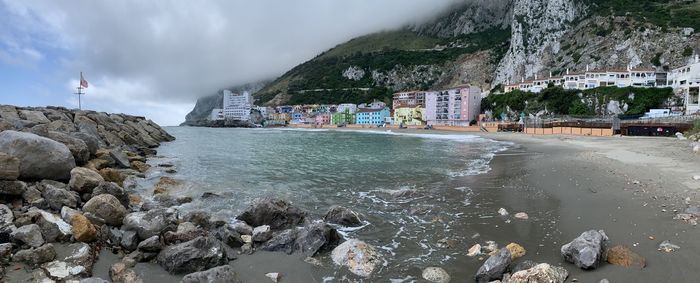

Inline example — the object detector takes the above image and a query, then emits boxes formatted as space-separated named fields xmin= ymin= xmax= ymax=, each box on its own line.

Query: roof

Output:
xmin=357 ymin=108 xmax=386 ymax=113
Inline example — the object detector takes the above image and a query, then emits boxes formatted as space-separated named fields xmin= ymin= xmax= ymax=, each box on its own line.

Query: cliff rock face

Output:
xmin=411 ymin=0 xmax=513 ymax=37
xmin=182 ymin=81 xmax=267 ymax=126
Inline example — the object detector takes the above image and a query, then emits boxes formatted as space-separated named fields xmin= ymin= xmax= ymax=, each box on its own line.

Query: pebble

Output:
xmin=514 ymin=212 xmax=529 ymax=220
xmin=467 ymin=244 xmax=481 ymax=257
xmin=658 ymin=240 xmax=680 ymax=252
xmin=265 ymin=272 xmax=280 ymax=282
xmin=498 ymin=208 xmax=509 ymax=216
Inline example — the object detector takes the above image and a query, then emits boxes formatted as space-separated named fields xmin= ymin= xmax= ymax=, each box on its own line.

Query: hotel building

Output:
xmin=223 ymin=90 xmax=252 ymax=121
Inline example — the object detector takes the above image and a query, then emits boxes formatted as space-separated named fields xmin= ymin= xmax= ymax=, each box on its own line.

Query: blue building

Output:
xmin=291 ymin=112 xmax=306 ymax=124
xmin=277 ymin=106 xmax=294 ymax=113
xmin=355 ymin=107 xmax=390 ymax=125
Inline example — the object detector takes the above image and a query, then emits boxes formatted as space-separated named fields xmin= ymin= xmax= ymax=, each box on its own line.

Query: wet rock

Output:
xmin=252 ymin=225 xmax=272 ymax=242
xmin=0 ymin=130 xmax=76 ymax=180
xmin=99 ymin=168 xmax=126 ymax=186
xmin=506 ymin=243 xmax=526 ymax=259
xmin=0 ymin=180 xmax=27 ymax=196
xmin=260 ymin=229 xmax=297 ymax=254
xmin=41 ymin=181 xmax=79 ymax=210
xmin=42 ymin=260 xmax=87 ymax=281
xmin=210 ymin=224 xmax=245 ymax=248
xmin=33 ymin=209 xmax=73 ymax=242
xmin=120 ymin=230 xmax=139 ymax=251
xmin=0 ymin=204 xmax=12 ymax=226
xmin=514 ymin=212 xmax=529 ymax=220
xmin=12 ymin=224 xmax=44 ymax=247
xmin=331 ymin=239 xmax=382 ymax=278
xmin=83 ymin=194 xmax=127 ymax=226
xmin=295 ymin=222 xmax=341 ymax=257
xmin=110 ymin=149 xmax=131 ymax=168
xmin=182 ymin=210 xmax=212 ymax=230
xmin=182 ymin=265 xmax=241 ymax=283
xmin=163 ymin=222 xmax=206 ymax=245
xmin=60 ymin=206 xmax=79 ymax=223
xmin=0 ymin=152 xmax=19 ymax=180
xmin=122 ymin=208 xmax=178 ymax=240
xmin=510 ymin=260 xmax=539 ymax=274
xmin=498 ymin=208 xmax=509 ymax=216
xmin=231 ymin=221 xmax=253 ymax=235
xmin=475 ymin=248 xmax=512 ymax=283
xmin=323 ymin=206 xmax=362 ymax=227
xmin=467 ymin=244 xmax=481 ymax=257
xmin=482 ymin=241 xmax=499 ymax=254
xmin=91 ymin=181 xmax=130 ymax=208
xmin=153 ymin=176 xmax=179 ymax=195
xmin=156 ymin=236 xmax=229 ymax=274
xmin=265 ymin=272 xmax=280 ymax=282
xmin=130 ymin=161 xmax=150 ymax=173
xmin=422 ymin=267 xmax=451 ymax=283
xmin=561 ymin=230 xmax=609 ymax=269
xmin=658 ymin=240 xmax=680 ymax=252
xmin=110 ymin=261 xmax=142 ymax=283
xmin=13 ymin=243 xmax=56 ymax=266
xmin=236 ymin=198 xmax=307 ymax=230
xmin=68 ymin=167 xmax=104 ymax=193
xmin=71 ymin=213 xmax=97 ymax=242
xmin=507 ymin=263 xmax=568 ymax=283
xmin=606 ymin=245 xmax=645 ymax=268
xmin=80 ymin=278 xmax=111 ymax=283
xmin=137 ymin=236 xmax=162 ymax=252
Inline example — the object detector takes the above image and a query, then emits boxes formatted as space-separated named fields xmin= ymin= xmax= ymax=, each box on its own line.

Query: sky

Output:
xmin=0 ymin=0 xmax=460 ymax=126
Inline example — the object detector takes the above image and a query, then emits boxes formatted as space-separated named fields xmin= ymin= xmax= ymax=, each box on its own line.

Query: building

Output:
xmin=209 ymin=109 xmax=224 ymax=121
xmin=336 ymin=103 xmax=358 ymax=114
xmin=394 ymin=106 xmax=426 ymax=126
xmin=314 ymin=113 xmax=331 ymax=125
xmin=504 ymin=66 xmax=661 ymax=93
xmin=393 ymin=91 xmax=426 ymax=108
xmin=356 ymin=107 xmax=390 ymax=125
xmin=223 ymin=90 xmax=252 ymax=121
xmin=253 ymin=106 xmax=272 ymax=119
xmin=358 ymin=100 xmax=387 ymax=110
xmin=276 ymin=106 xmax=294 ymax=113
xmin=425 ymin=85 xmax=482 ymax=126
xmin=268 ymin=113 xmax=290 ymax=125
xmin=291 ymin=112 xmax=306 ymax=124
xmin=332 ymin=110 xmax=355 ymax=125
xmin=668 ymin=55 xmax=700 ymax=115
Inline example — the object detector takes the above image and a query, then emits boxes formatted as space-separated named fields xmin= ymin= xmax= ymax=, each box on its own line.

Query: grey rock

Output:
xmin=260 ymin=229 xmax=298 ymax=254
xmin=231 ymin=221 xmax=253 ymax=235
xmin=658 ymin=240 xmax=680 ymax=252
xmin=0 ymin=224 xmax=17 ymax=244
xmin=110 ymin=149 xmax=131 ymax=168
xmin=0 ymin=180 xmax=27 ymax=196
xmin=331 ymin=239 xmax=382 ymax=278
xmin=0 ymin=242 xmax=12 ymax=263
xmin=32 ymin=208 xmax=73 ymax=242
xmin=19 ymin=110 xmax=50 ymax=124
xmin=123 ymin=208 xmax=178 ymax=240
xmin=47 ymin=119 xmax=77 ymax=133
xmin=121 ymin=230 xmax=139 ymax=251
xmin=252 ymin=225 xmax=272 ymax=242
xmin=42 ymin=260 xmax=88 ymax=281
xmin=12 ymin=224 xmax=44 ymax=247
xmin=68 ymin=167 xmax=104 ymax=193
xmin=236 ymin=198 xmax=307 ymax=230
xmin=181 ymin=265 xmax=241 ymax=283
xmin=0 ymin=152 xmax=20 ymax=180
xmin=83 ymin=194 xmax=127 ymax=226
xmin=70 ymin=132 xmax=99 ymax=156
xmin=137 ymin=236 xmax=163 ymax=252
xmin=475 ymin=248 xmax=512 ymax=283
xmin=561 ymin=230 xmax=608 ymax=269
xmin=182 ymin=210 xmax=212 ymax=229
xmin=510 ymin=259 xmax=538 ymax=274
xmin=323 ymin=206 xmax=363 ymax=227
xmin=60 ymin=206 xmax=79 ymax=223
xmin=507 ymin=263 xmax=568 ymax=283
xmin=210 ymin=224 xmax=245 ymax=248
xmin=0 ymin=130 xmax=76 ymax=181
xmin=41 ymin=180 xmax=79 ymax=210
xmin=47 ymin=131 xmax=90 ymax=165
xmin=0 ymin=204 xmax=13 ymax=226
xmin=422 ymin=267 xmax=451 ymax=283
xmin=22 ymin=184 xmax=42 ymax=203
xmin=157 ymin=236 xmax=229 ymax=274
xmin=91 ymin=181 xmax=129 ymax=208
xmin=163 ymin=222 xmax=207 ymax=245
xmin=13 ymin=243 xmax=56 ymax=266
xmin=295 ymin=222 xmax=341 ymax=257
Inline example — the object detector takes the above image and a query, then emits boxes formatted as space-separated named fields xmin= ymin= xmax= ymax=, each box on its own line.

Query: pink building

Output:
xmin=314 ymin=113 xmax=331 ymax=125
xmin=425 ymin=85 xmax=481 ymax=126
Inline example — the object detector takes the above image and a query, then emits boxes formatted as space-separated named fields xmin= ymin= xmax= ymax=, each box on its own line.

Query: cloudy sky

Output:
xmin=0 ymin=0 xmax=459 ymax=125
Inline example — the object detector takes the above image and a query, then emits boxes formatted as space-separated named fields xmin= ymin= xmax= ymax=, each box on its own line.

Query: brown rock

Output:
xmin=71 ymin=214 xmax=97 ymax=242
xmin=506 ymin=243 xmax=526 ymax=259
xmin=0 ymin=152 xmax=20 ymax=180
xmin=154 ymin=176 xmax=179 ymax=195
xmin=130 ymin=161 xmax=150 ymax=173
xmin=99 ymin=168 xmax=126 ymax=186
xmin=129 ymin=194 xmax=143 ymax=205
xmin=85 ymin=158 xmax=111 ymax=171
xmin=606 ymin=245 xmax=646 ymax=268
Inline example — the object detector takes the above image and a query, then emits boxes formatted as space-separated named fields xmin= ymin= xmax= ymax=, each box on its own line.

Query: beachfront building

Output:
xmin=358 ymin=100 xmax=387 ymax=110
xmin=223 ymin=90 xmax=252 ymax=121
xmin=253 ymin=106 xmax=273 ymax=119
xmin=394 ymin=106 xmax=426 ymax=126
xmin=314 ymin=113 xmax=331 ymax=125
xmin=337 ymin=103 xmax=358 ymax=114
xmin=356 ymin=107 xmax=390 ymax=125
xmin=209 ymin=109 xmax=224 ymax=121
xmin=268 ymin=113 xmax=290 ymax=126
xmin=425 ymin=85 xmax=482 ymax=126
xmin=332 ymin=110 xmax=355 ymax=125
xmin=393 ymin=91 xmax=426 ymax=108
xmin=291 ymin=112 xmax=306 ymax=124
xmin=668 ymin=55 xmax=700 ymax=115
xmin=276 ymin=106 xmax=293 ymax=114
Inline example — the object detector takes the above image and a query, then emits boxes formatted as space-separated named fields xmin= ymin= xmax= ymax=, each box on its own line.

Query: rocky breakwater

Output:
xmin=0 ymin=105 xmax=174 ymax=282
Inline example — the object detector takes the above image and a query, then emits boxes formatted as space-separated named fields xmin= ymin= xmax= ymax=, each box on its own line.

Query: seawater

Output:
xmin=141 ymin=127 xmax=514 ymax=281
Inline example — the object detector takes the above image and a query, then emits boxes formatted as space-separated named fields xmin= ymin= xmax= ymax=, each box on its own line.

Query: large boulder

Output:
xmin=32 ymin=208 xmax=73 ymax=242
xmin=475 ymin=248 xmax=512 ymax=283
xmin=91 ymin=181 xmax=130 ymax=207
xmin=12 ymin=224 xmax=44 ymax=247
xmin=70 ymin=132 xmax=99 ymax=156
xmin=13 ymin=244 xmax=56 ymax=266
xmin=122 ymin=208 xmax=178 ymax=240
xmin=506 ymin=263 xmax=568 ymax=283
xmin=1 ymin=180 xmax=27 ymax=196
xmin=561 ymin=230 xmax=608 ymax=269
xmin=156 ymin=236 xmax=229 ymax=274
xmin=40 ymin=180 xmax=79 ymax=210
xmin=83 ymin=194 xmax=128 ymax=226
xmin=0 ymin=130 xmax=76 ymax=180
xmin=69 ymin=167 xmax=104 ymax=193
xmin=47 ymin=131 xmax=90 ymax=165
xmin=331 ymin=239 xmax=382 ymax=278
xmin=323 ymin=206 xmax=363 ymax=227
xmin=259 ymin=229 xmax=297 ymax=254
xmin=110 ymin=149 xmax=131 ymax=168
xmin=181 ymin=265 xmax=241 ymax=283
xmin=0 ymin=152 xmax=20 ymax=180
xmin=295 ymin=222 xmax=341 ymax=257
xmin=236 ymin=198 xmax=307 ymax=230
xmin=19 ymin=110 xmax=50 ymax=124
xmin=210 ymin=224 xmax=245 ymax=249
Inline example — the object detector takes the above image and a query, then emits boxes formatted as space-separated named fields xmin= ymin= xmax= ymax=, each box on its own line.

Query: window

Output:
xmin=690 ymin=87 xmax=699 ymax=105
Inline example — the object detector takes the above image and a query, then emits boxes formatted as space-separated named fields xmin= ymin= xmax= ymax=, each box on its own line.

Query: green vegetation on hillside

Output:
xmin=483 ymin=86 xmax=674 ymax=117
xmin=318 ymin=31 xmax=442 ymax=59
xmin=286 ymin=88 xmax=394 ymax=106
xmin=587 ymin=0 xmax=700 ymax=30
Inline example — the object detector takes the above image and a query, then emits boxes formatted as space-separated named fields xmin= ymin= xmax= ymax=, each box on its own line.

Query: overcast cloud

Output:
xmin=0 ymin=0 xmax=460 ymax=125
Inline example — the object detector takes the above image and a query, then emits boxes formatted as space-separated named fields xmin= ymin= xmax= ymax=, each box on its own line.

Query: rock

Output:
xmin=685 ymin=206 xmax=700 ymax=216
xmin=331 ymin=239 xmax=382 ymax=278
xmin=110 ymin=261 xmax=143 ymax=283
xmin=1 ymin=180 xmax=27 ymax=196
xmin=561 ymin=230 xmax=608 ymax=269
xmin=0 ymin=152 xmax=20 ymax=180
xmin=658 ymin=240 xmax=680 ymax=252
xmin=40 ymin=180 xmax=79 ymax=210
xmin=121 ymin=230 xmax=139 ymax=250
xmin=210 ymin=224 xmax=245 ymax=248
xmin=506 ymin=263 xmax=568 ymax=283
xmin=0 ymin=223 xmax=17 ymax=244
xmin=236 ymin=198 xmax=307 ymax=230
xmin=506 ymin=243 xmax=526 ymax=259
xmin=71 ymin=214 xmax=97 ymax=242
xmin=137 ymin=236 xmax=162 ymax=252
xmin=47 ymin=131 xmax=90 ymax=165
xmin=163 ymin=222 xmax=206 ymax=245
xmin=42 ymin=260 xmax=87 ymax=281
xmin=182 ymin=210 xmax=212 ymax=230
xmin=130 ymin=161 xmax=150 ymax=173
xmin=295 ymin=222 xmax=341 ymax=257
xmin=153 ymin=176 xmax=180 ymax=195
xmin=0 ymin=131 xmax=76 ymax=180
xmin=259 ymin=229 xmax=298 ymax=254
xmin=80 ymin=278 xmax=111 ymax=283
xmin=13 ymin=244 xmax=56 ymax=266
xmin=231 ymin=221 xmax=253 ymax=235
xmin=422 ymin=267 xmax=451 ymax=283
xmin=60 ymin=206 xmax=79 ymax=223
xmin=122 ymin=208 xmax=178 ymax=240
xmin=475 ymin=248 xmax=512 ymax=283
xmin=606 ymin=245 xmax=645 ymax=268
xmin=252 ymin=225 xmax=272 ymax=242
xmin=482 ymin=241 xmax=499 ymax=254
xmin=0 ymin=204 xmax=12 ymax=226
xmin=12 ymin=224 xmax=44 ymax=247
xmin=110 ymin=149 xmax=131 ymax=168
xmin=83 ymin=194 xmax=127 ymax=226
xmin=323 ymin=206 xmax=363 ymax=227
xmin=181 ymin=265 xmax=241 ymax=283
xmin=157 ymin=236 xmax=229 ymax=274
xmin=33 ymin=208 xmax=73 ymax=242
xmin=510 ymin=260 xmax=539 ymax=274
xmin=68 ymin=167 xmax=104 ymax=193
xmin=99 ymin=168 xmax=126 ymax=186
xmin=467 ymin=244 xmax=481 ymax=257
xmin=0 ymin=243 xmax=12 ymax=262
xmin=498 ymin=208 xmax=509 ymax=216
xmin=19 ymin=110 xmax=50 ymax=123
xmin=514 ymin=212 xmax=529 ymax=220
xmin=91 ymin=181 xmax=130 ymax=208
xmin=265 ymin=272 xmax=280 ymax=282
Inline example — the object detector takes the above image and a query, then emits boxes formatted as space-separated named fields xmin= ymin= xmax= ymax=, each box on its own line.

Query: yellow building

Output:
xmin=394 ymin=107 xmax=426 ymax=126
xmin=268 ymin=113 xmax=291 ymax=125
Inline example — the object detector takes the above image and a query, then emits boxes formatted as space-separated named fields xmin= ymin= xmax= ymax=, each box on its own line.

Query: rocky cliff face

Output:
xmin=410 ymin=0 xmax=513 ymax=37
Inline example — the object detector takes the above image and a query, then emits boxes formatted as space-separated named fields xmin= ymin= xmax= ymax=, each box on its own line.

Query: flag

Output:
xmin=80 ymin=72 xmax=89 ymax=89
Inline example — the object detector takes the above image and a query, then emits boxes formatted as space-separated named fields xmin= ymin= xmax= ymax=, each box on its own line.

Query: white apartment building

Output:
xmin=358 ymin=101 xmax=387 ymax=110
xmin=223 ymin=90 xmax=252 ymax=121
xmin=210 ymin=109 xmax=224 ymax=121
xmin=505 ymin=66 xmax=660 ymax=94
xmin=668 ymin=55 xmax=700 ymax=115
xmin=336 ymin=103 xmax=358 ymax=114
xmin=425 ymin=85 xmax=482 ymax=126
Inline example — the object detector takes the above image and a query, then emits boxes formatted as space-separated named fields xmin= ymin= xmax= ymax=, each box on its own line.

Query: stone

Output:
xmin=498 ymin=208 xmax=509 ymax=216
xmin=252 ymin=225 xmax=272 ymax=242
xmin=153 ymin=176 xmax=179 ymax=195
xmin=210 ymin=224 xmax=245 ymax=248
xmin=514 ymin=212 xmax=529 ymax=220
xmin=80 ymin=278 xmax=110 ymax=283
xmin=163 ymin=222 xmax=206 ymax=245
xmin=91 ymin=181 xmax=130 ymax=208
xmin=506 ymin=263 xmax=568 ymax=283
xmin=83 ymin=194 xmax=127 ymax=226
xmin=70 ymin=132 xmax=99 ymax=156
xmin=0 ymin=224 xmax=17 ymax=244
xmin=231 ymin=221 xmax=253 ymax=235
xmin=130 ymin=161 xmax=150 ymax=173
xmin=71 ymin=214 xmax=97 ymax=242
xmin=482 ymin=241 xmax=499 ymax=254
xmin=156 ymin=236 xmax=229 ymax=274
xmin=110 ymin=149 xmax=131 ymax=168
xmin=236 ymin=198 xmax=307 ymax=230
xmin=422 ymin=267 xmax=451 ymax=283
xmin=68 ymin=167 xmax=103 ymax=193
xmin=12 ymin=224 xmax=44 ymax=247
xmin=1 ymin=180 xmax=27 ymax=196
xmin=60 ymin=206 xmax=79 ymax=223
xmin=0 ymin=130 xmax=76 ymax=180
xmin=467 ymin=244 xmax=481 ymax=257
xmin=0 ymin=243 xmax=12 ymax=262
xmin=110 ymin=261 xmax=143 ymax=283
xmin=122 ymin=208 xmax=178 ymax=240
xmin=137 ymin=236 xmax=163 ymax=252
xmin=511 ymin=260 xmax=539 ymax=274
xmin=475 ymin=248 xmax=512 ymax=283
xmin=13 ymin=244 xmax=56 ymax=266
xmin=22 ymin=185 xmax=42 ymax=203
xmin=182 ymin=210 xmax=212 ymax=229
xmin=323 ymin=205 xmax=363 ymax=227
xmin=121 ymin=230 xmax=139 ymax=250
xmin=658 ymin=240 xmax=680 ymax=252
xmin=40 ymin=180 xmax=79 ymax=210
xmin=0 ymin=204 xmax=12 ymax=226
xmin=42 ymin=260 xmax=87 ymax=281
xmin=0 ymin=152 xmax=20 ymax=180
xmin=265 ymin=272 xmax=280 ymax=282
xmin=258 ymin=229 xmax=298 ymax=254
xmin=560 ymin=230 xmax=609 ymax=269
xmin=33 ymin=209 xmax=73 ymax=242
xmin=181 ymin=265 xmax=241 ymax=283
xmin=295 ymin=222 xmax=341 ymax=257
xmin=47 ymin=131 xmax=90 ymax=165
xmin=19 ymin=110 xmax=50 ymax=124
xmin=99 ymin=168 xmax=126 ymax=186
xmin=331 ymin=239 xmax=382 ymax=278
xmin=506 ymin=243 xmax=526 ymax=259
xmin=606 ymin=245 xmax=645 ymax=268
